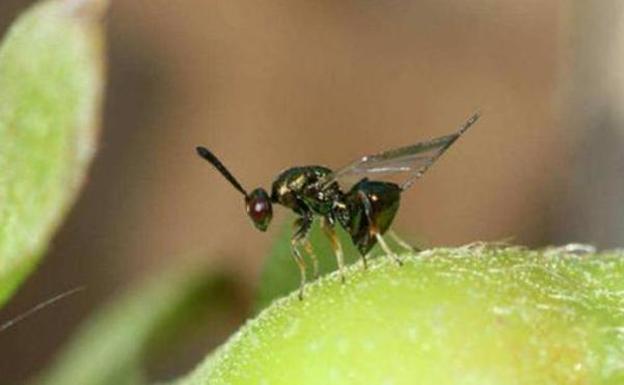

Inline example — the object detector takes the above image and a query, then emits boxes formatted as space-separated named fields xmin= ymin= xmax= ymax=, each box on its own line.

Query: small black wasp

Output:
xmin=197 ymin=112 xmax=480 ymax=299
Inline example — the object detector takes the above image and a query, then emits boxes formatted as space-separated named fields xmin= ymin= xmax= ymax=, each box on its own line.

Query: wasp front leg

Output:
xmin=320 ymin=216 xmax=346 ymax=283
xmin=293 ymin=214 xmax=320 ymax=279
xmin=291 ymin=215 xmax=314 ymax=300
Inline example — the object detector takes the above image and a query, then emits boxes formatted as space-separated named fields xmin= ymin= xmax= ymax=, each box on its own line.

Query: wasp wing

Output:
xmin=322 ymin=112 xmax=480 ymax=191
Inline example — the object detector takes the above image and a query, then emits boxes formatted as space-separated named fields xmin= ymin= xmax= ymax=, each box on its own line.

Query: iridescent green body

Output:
xmin=270 ymin=166 xmax=339 ymax=216
xmin=196 ymin=112 xmax=479 ymax=299
xmin=271 ymin=166 xmax=401 ymax=255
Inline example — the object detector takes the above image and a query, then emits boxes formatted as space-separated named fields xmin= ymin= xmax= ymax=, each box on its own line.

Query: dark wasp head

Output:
xmin=245 ymin=188 xmax=272 ymax=231
xmin=196 ymin=146 xmax=273 ymax=232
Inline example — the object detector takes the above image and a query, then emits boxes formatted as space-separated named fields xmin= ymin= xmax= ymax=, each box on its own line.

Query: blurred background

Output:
xmin=1 ymin=0 xmax=623 ymax=383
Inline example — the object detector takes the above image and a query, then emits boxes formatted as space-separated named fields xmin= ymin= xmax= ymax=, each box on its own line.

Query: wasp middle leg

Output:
xmin=302 ymin=239 xmax=320 ymax=279
xmin=320 ymin=216 xmax=346 ymax=282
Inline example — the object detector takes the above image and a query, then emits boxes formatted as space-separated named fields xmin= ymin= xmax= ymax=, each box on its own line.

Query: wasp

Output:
xmin=197 ymin=112 xmax=480 ymax=299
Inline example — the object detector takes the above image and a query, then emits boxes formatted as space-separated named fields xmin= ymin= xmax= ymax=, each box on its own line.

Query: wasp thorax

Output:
xmin=245 ymin=188 xmax=273 ymax=232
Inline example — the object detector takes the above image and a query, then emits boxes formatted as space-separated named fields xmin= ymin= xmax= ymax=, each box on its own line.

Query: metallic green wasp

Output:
xmin=197 ymin=112 xmax=480 ymax=299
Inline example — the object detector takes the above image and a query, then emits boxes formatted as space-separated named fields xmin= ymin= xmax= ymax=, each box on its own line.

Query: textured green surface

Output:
xmin=183 ymin=246 xmax=624 ymax=385
xmin=33 ymin=265 xmax=237 ymax=385
xmin=0 ymin=0 xmax=106 ymax=307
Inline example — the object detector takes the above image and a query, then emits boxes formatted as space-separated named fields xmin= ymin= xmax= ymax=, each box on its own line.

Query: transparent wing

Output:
xmin=322 ymin=112 xmax=480 ymax=191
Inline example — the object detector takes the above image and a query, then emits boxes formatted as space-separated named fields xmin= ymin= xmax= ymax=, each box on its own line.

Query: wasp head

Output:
xmin=196 ymin=146 xmax=273 ymax=232
xmin=245 ymin=188 xmax=272 ymax=231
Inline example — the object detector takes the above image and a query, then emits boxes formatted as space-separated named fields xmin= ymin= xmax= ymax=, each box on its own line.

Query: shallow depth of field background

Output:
xmin=1 ymin=1 xmax=623 ymax=382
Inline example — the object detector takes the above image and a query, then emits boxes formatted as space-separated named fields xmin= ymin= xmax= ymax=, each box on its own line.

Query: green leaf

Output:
xmin=181 ymin=246 xmax=624 ymax=385
xmin=32 ymin=264 xmax=240 ymax=385
xmin=0 ymin=0 xmax=106 ymax=307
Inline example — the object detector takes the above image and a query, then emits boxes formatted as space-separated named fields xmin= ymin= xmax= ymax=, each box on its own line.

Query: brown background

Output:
xmin=1 ymin=0 xmax=623 ymax=383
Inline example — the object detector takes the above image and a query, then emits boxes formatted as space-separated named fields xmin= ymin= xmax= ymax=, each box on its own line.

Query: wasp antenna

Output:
xmin=457 ymin=111 xmax=481 ymax=136
xmin=196 ymin=146 xmax=248 ymax=197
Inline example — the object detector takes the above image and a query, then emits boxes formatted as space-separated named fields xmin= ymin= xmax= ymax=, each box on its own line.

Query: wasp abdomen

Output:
xmin=339 ymin=179 xmax=401 ymax=255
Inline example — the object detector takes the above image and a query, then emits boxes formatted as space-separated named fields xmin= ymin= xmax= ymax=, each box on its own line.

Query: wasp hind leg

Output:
xmin=357 ymin=191 xmax=403 ymax=267
xmin=373 ymin=232 xmax=403 ymax=266
xmin=387 ymin=230 xmax=421 ymax=253
xmin=320 ymin=217 xmax=346 ymax=283
xmin=291 ymin=216 xmax=313 ymax=300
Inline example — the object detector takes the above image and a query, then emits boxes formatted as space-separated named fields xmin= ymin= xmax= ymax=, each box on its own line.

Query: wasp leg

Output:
xmin=320 ymin=217 xmax=346 ymax=283
xmin=357 ymin=191 xmax=403 ymax=266
xmin=290 ymin=242 xmax=307 ymax=300
xmin=387 ymin=230 xmax=421 ymax=253
xmin=302 ymin=239 xmax=320 ymax=279
xmin=374 ymin=232 xmax=403 ymax=266
xmin=360 ymin=252 xmax=369 ymax=270
xmin=292 ymin=216 xmax=313 ymax=300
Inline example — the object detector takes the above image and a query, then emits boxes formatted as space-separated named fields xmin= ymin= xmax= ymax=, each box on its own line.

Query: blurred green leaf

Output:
xmin=254 ymin=218 xmax=360 ymax=312
xmin=181 ymin=246 xmax=624 ymax=385
xmin=0 ymin=0 xmax=106 ymax=307
xmin=32 ymin=264 xmax=240 ymax=385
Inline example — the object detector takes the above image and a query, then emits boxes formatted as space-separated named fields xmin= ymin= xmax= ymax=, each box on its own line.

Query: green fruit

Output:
xmin=183 ymin=246 xmax=624 ymax=385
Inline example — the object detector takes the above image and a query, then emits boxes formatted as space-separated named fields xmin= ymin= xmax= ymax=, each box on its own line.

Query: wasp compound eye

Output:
xmin=246 ymin=188 xmax=273 ymax=232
